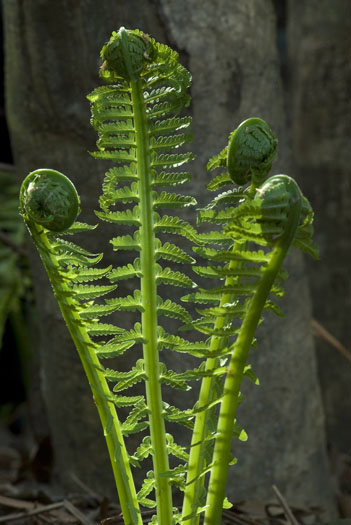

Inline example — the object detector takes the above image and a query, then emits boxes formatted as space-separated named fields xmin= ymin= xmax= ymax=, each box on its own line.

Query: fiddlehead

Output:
xmin=100 ymin=27 xmax=157 ymax=82
xmin=207 ymin=117 xmax=278 ymax=187
xmin=20 ymin=169 xmax=79 ymax=232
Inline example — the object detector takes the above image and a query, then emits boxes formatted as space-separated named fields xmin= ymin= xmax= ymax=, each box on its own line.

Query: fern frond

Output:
xmin=72 ymin=284 xmax=117 ymax=300
xmin=156 ymin=266 xmax=196 ymax=289
xmin=133 ymin=436 xmax=153 ymax=462
xmin=104 ymin=165 xmax=139 ymax=183
xmin=154 ymin=215 xmax=199 ymax=244
xmin=87 ymin=84 xmax=131 ymax=104
xmin=96 ymin=206 xmax=140 ymax=226
xmin=79 ymin=302 xmax=124 ymax=320
xmin=50 ymin=236 xmax=101 ymax=258
xmin=96 ymin=340 xmax=139 ymax=358
xmin=153 ymin=191 xmax=197 ymax=209
xmin=137 ymin=472 xmax=156 ymax=508
xmin=146 ymin=97 xmax=190 ymax=120
xmin=151 ymin=171 xmax=192 ymax=187
xmin=56 ymin=251 xmax=104 ymax=268
xmin=197 ymin=208 xmax=236 ymax=226
xmin=63 ymin=221 xmax=99 ymax=234
xmin=206 ymin=172 xmax=232 ymax=191
xmin=101 ymin=183 xmax=140 ymax=204
xmin=195 ymin=302 xmax=246 ymax=319
xmin=156 ymin=297 xmax=192 ymax=324
xmin=87 ymin=322 xmax=126 ymax=337
xmin=121 ymin=399 xmax=149 ymax=436
xmin=148 ymin=116 xmax=192 ymax=136
xmin=157 ymin=330 xmax=214 ymax=357
xmin=203 ymin=188 xmax=246 ymax=209
xmin=196 ymin=231 xmax=232 ymax=245
xmin=166 ymin=434 xmax=189 ymax=462
xmin=110 ymin=232 xmax=141 ymax=252
xmin=191 ymin=266 xmax=225 ymax=279
xmin=105 ymin=358 xmax=145 ymax=384
xmin=150 ymin=133 xmax=192 ymax=153
xmin=163 ymin=404 xmax=194 ymax=429
xmin=113 ymin=394 xmax=145 ymax=408
xmin=70 ymin=266 xmax=112 ymax=283
xmin=190 ymin=319 xmax=238 ymax=337
xmin=159 ymin=364 xmax=190 ymax=391
xmin=155 ymin=239 xmax=195 ymax=264
xmin=181 ymin=291 xmax=224 ymax=305
xmin=91 ymin=150 xmax=136 ymax=162
xmin=107 ymin=259 xmax=142 ymax=282
xmin=105 ymin=290 xmax=145 ymax=313
xmin=97 ymin=135 xmax=136 ymax=151
xmin=151 ymin=152 xmax=195 ymax=169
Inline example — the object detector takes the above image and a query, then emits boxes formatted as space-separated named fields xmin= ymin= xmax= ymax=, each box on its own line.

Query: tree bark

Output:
xmin=4 ymin=0 xmax=334 ymax=513
xmin=288 ymin=0 xmax=351 ymax=455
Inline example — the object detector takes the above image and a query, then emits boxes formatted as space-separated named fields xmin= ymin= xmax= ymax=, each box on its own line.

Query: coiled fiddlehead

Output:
xmin=207 ymin=117 xmax=278 ymax=187
xmin=20 ymin=169 xmax=79 ymax=232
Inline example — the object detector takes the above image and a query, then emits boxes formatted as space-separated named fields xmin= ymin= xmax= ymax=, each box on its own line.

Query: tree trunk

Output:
xmin=4 ymin=0 xmax=334 ymax=513
xmin=288 ymin=0 xmax=351 ymax=455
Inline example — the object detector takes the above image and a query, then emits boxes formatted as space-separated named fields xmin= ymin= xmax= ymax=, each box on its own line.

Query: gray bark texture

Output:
xmin=288 ymin=0 xmax=351 ymax=455
xmin=3 ymin=0 xmax=335 ymax=514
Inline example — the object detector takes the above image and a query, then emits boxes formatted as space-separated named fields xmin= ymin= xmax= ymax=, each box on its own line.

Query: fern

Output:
xmin=19 ymin=27 xmax=319 ymax=525
xmin=180 ymin=123 xmax=318 ymax=524
xmin=86 ymin=28 xmax=201 ymax=522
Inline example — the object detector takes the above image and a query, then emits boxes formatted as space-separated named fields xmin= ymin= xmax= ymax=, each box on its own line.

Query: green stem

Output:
xmin=131 ymin=79 xmax=173 ymax=524
xmin=204 ymin=190 xmax=302 ymax=525
xmin=182 ymin=247 xmax=242 ymax=525
xmin=27 ymin=223 xmax=141 ymax=525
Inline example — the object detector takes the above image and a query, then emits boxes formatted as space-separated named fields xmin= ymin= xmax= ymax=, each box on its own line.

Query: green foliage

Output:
xmin=19 ymin=27 xmax=318 ymax=525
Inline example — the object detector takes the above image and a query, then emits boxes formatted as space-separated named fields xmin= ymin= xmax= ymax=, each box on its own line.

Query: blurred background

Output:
xmin=0 ymin=1 xmax=350 ymax=523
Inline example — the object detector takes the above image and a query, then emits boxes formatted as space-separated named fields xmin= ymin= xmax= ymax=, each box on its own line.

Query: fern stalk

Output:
xmin=203 ymin=184 xmax=302 ymax=524
xmin=131 ymin=78 xmax=173 ymax=523
xmin=26 ymin=222 xmax=142 ymax=525
xmin=182 ymin=245 xmax=243 ymax=524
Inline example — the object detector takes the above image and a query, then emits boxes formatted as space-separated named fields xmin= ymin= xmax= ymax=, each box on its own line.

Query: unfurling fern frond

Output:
xmin=19 ymin=169 xmax=142 ymax=525
xmin=87 ymin=27 xmax=202 ymax=519
xmin=181 ymin=119 xmax=318 ymax=524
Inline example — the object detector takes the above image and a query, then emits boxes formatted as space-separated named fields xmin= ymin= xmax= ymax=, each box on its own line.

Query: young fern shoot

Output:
xmin=182 ymin=119 xmax=318 ymax=524
xmin=19 ymin=27 xmax=318 ymax=525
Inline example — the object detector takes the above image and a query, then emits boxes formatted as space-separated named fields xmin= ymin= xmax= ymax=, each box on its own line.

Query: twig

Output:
xmin=312 ymin=319 xmax=351 ymax=362
xmin=70 ymin=471 xmax=102 ymax=504
xmin=0 ymin=499 xmax=92 ymax=524
xmin=63 ymin=500 xmax=93 ymax=524
xmin=272 ymin=485 xmax=299 ymax=525
xmin=0 ymin=494 xmax=33 ymax=511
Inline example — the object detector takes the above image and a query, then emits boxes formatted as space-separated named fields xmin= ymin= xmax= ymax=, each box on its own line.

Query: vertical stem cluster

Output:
xmin=204 ymin=190 xmax=302 ymax=525
xmin=131 ymin=79 xmax=173 ymax=524
xmin=182 ymin=241 xmax=245 ymax=524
